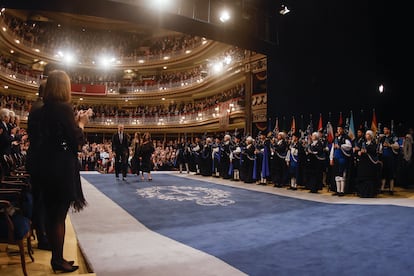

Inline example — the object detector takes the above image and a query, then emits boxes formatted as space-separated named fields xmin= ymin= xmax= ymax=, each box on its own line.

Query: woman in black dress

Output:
xmin=27 ymin=70 xmax=89 ymax=273
xmin=131 ymin=132 xmax=142 ymax=176
xmin=139 ymin=132 xmax=155 ymax=181
xmin=356 ymin=130 xmax=381 ymax=197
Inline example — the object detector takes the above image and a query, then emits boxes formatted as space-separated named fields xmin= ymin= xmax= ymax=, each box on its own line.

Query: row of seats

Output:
xmin=0 ymin=152 xmax=34 ymax=276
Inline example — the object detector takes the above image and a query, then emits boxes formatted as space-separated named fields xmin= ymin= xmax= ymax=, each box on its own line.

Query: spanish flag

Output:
xmin=348 ymin=111 xmax=355 ymax=141
xmin=338 ymin=112 xmax=343 ymax=127
xmin=291 ymin=116 xmax=296 ymax=133
xmin=317 ymin=113 xmax=323 ymax=131
xmin=326 ymin=121 xmax=334 ymax=144
xmin=371 ymin=109 xmax=378 ymax=136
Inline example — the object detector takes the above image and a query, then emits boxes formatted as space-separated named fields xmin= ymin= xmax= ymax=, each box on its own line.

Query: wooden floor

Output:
xmin=0 ymin=215 xmax=95 ymax=276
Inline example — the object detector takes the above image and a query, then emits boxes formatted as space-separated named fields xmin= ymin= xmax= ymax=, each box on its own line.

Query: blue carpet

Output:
xmin=81 ymin=173 xmax=414 ymax=276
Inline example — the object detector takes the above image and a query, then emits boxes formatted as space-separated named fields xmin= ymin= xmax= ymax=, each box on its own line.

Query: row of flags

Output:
xmin=270 ymin=109 xmax=382 ymax=142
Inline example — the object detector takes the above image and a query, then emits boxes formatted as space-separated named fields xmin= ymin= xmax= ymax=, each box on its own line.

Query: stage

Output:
xmin=70 ymin=171 xmax=414 ymax=276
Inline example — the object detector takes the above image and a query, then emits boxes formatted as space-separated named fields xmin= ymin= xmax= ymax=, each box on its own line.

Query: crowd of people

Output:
xmin=3 ymin=12 xmax=203 ymax=63
xmin=74 ymin=122 xmax=414 ymax=199
xmin=73 ymin=83 xmax=245 ymax=119
xmin=181 ymin=126 xmax=414 ymax=198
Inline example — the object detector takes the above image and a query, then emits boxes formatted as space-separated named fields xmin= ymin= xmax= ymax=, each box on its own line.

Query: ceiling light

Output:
xmin=378 ymin=84 xmax=384 ymax=93
xmin=219 ymin=10 xmax=231 ymax=22
xmin=280 ymin=5 xmax=290 ymax=15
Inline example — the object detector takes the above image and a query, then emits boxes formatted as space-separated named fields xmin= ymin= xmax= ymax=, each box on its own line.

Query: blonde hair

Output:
xmin=143 ymin=132 xmax=151 ymax=142
xmin=43 ymin=70 xmax=72 ymax=104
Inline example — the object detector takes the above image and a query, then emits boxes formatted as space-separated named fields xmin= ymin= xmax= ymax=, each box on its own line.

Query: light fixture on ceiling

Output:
xmin=219 ymin=9 xmax=231 ymax=22
xmin=280 ymin=5 xmax=290 ymax=15
xmin=378 ymin=84 xmax=384 ymax=94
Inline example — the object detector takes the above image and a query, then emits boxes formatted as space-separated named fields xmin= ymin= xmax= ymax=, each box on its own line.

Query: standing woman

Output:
xmin=139 ymin=132 xmax=155 ymax=181
xmin=27 ymin=70 xmax=90 ymax=273
xmin=356 ymin=130 xmax=381 ymax=197
xmin=131 ymin=132 xmax=142 ymax=177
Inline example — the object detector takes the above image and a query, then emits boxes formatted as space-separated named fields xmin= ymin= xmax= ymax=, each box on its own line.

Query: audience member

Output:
xmin=26 ymin=70 xmax=90 ymax=273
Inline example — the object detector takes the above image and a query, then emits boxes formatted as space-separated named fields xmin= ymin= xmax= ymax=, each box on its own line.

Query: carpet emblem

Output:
xmin=136 ymin=186 xmax=235 ymax=206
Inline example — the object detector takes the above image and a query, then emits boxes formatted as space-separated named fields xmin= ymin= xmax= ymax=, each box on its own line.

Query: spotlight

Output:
xmin=280 ymin=5 xmax=290 ymax=15
xmin=378 ymin=84 xmax=384 ymax=93
xmin=219 ymin=10 xmax=231 ymax=22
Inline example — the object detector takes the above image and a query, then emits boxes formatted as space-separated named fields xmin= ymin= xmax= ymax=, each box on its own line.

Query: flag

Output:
xmin=371 ymin=109 xmax=378 ymax=136
xmin=273 ymin=117 xmax=279 ymax=135
xmin=307 ymin=114 xmax=313 ymax=133
xmin=267 ymin=117 xmax=272 ymax=133
xmin=317 ymin=113 xmax=323 ymax=131
xmin=299 ymin=114 xmax=305 ymax=132
xmin=326 ymin=121 xmax=334 ymax=143
xmin=338 ymin=112 xmax=343 ymax=127
xmin=291 ymin=116 xmax=296 ymax=133
xmin=348 ymin=111 xmax=355 ymax=141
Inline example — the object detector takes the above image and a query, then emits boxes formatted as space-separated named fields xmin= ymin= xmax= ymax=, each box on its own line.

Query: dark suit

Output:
xmin=0 ymin=121 xmax=12 ymax=156
xmin=112 ymin=132 xmax=130 ymax=178
xmin=0 ymin=121 xmax=12 ymax=178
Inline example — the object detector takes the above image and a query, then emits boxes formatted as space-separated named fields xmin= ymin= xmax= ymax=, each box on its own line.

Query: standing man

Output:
xmin=111 ymin=124 xmax=130 ymax=181
xmin=378 ymin=125 xmax=400 ymax=195
xmin=330 ymin=125 xmax=353 ymax=196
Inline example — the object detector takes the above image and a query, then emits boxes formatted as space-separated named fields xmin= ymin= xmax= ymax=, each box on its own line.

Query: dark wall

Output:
xmin=267 ymin=0 xmax=411 ymax=135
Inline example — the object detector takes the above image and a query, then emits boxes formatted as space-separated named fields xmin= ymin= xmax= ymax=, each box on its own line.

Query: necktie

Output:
xmin=119 ymin=133 xmax=123 ymax=142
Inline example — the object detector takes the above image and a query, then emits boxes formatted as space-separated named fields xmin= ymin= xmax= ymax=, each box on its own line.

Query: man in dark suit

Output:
xmin=111 ymin=124 xmax=130 ymax=180
xmin=0 ymin=108 xmax=12 ymax=158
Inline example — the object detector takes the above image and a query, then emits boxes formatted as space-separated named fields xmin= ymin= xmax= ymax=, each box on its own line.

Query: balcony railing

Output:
xmin=87 ymin=98 xmax=243 ymax=127
xmin=0 ymin=16 xmax=211 ymax=67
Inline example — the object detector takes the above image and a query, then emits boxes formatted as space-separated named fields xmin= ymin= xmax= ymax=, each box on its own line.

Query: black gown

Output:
xmin=200 ymin=144 xmax=213 ymax=176
xmin=139 ymin=141 xmax=155 ymax=173
xmin=357 ymin=141 xmax=381 ymax=197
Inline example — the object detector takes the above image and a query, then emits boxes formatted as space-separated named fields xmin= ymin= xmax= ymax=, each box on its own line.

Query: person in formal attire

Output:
xmin=400 ymin=130 xmax=414 ymax=188
xmin=139 ymin=132 xmax=155 ymax=181
xmin=130 ymin=132 xmax=142 ymax=176
xmin=0 ymin=108 xmax=14 ymax=181
xmin=350 ymin=128 xmax=366 ymax=192
xmin=200 ymin=137 xmax=213 ymax=176
xmin=26 ymin=63 xmax=57 ymax=251
xmin=111 ymin=124 xmax=130 ymax=181
xmin=212 ymin=134 xmax=222 ymax=177
xmin=87 ymin=151 xmax=97 ymax=171
xmin=286 ymin=132 xmax=301 ymax=190
xmin=378 ymin=125 xmax=400 ymax=195
xmin=243 ymin=136 xmax=256 ymax=183
xmin=356 ymin=130 xmax=381 ymax=197
xmin=270 ymin=131 xmax=288 ymax=187
xmin=220 ymin=134 xmax=232 ymax=179
xmin=26 ymin=70 xmax=89 ymax=273
xmin=191 ymin=135 xmax=203 ymax=175
xmin=306 ymin=132 xmax=325 ymax=193
xmin=330 ymin=125 xmax=353 ymax=196
xmin=176 ymin=137 xmax=190 ymax=174
xmin=229 ymin=133 xmax=242 ymax=181
xmin=255 ymin=131 xmax=269 ymax=185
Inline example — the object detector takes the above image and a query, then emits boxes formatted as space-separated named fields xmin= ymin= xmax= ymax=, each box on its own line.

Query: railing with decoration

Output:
xmin=13 ymin=98 xmax=244 ymax=128
xmin=86 ymin=98 xmax=243 ymax=126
